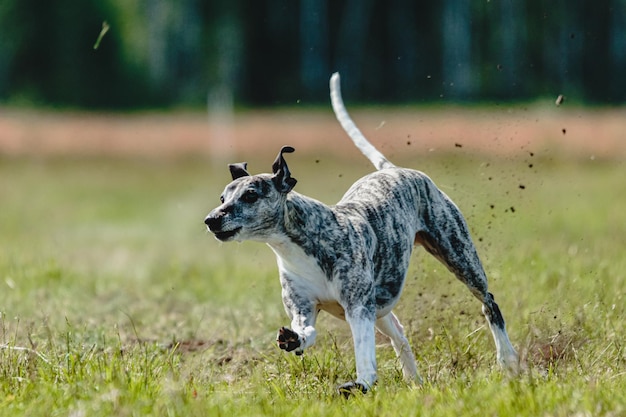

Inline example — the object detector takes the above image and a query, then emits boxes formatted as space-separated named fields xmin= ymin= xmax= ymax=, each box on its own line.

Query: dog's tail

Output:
xmin=330 ymin=72 xmax=395 ymax=171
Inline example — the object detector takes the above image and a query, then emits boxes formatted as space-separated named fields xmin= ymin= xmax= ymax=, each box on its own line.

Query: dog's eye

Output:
xmin=220 ymin=195 xmax=225 ymax=204
xmin=241 ymin=190 xmax=258 ymax=203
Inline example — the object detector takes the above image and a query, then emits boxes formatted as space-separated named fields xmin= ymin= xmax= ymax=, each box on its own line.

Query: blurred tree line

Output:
xmin=0 ymin=0 xmax=625 ymax=108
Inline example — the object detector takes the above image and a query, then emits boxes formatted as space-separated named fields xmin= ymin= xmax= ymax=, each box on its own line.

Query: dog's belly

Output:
xmin=317 ymin=300 xmax=396 ymax=321
xmin=318 ymin=301 xmax=346 ymax=320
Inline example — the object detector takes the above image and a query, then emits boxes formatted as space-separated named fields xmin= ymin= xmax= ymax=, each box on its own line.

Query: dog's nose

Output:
xmin=204 ymin=214 xmax=221 ymax=231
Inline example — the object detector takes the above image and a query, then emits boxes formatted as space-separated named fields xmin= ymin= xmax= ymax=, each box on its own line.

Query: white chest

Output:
xmin=268 ymin=241 xmax=343 ymax=314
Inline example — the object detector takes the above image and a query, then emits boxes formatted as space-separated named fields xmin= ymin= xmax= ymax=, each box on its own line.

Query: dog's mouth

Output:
xmin=213 ymin=227 xmax=242 ymax=241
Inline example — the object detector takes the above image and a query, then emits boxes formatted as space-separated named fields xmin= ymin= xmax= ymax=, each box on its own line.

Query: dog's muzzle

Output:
xmin=204 ymin=212 xmax=241 ymax=241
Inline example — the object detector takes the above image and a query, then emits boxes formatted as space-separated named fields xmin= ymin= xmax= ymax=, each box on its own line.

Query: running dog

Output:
xmin=204 ymin=73 xmax=519 ymax=396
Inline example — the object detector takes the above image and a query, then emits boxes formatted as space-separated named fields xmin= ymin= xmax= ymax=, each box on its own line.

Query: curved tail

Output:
xmin=330 ymin=73 xmax=395 ymax=171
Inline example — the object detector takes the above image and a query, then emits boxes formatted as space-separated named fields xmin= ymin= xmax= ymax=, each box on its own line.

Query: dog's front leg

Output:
xmin=277 ymin=274 xmax=318 ymax=355
xmin=338 ymin=305 xmax=377 ymax=397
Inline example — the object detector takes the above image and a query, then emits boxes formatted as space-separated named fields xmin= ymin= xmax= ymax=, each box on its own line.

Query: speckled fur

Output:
xmin=204 ymin=74 xmax=519 ymax=395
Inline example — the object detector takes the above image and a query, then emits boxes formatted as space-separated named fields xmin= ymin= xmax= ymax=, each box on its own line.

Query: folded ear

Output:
xmin=229 ymin=162 xmax=249 ymax=180
xmin=271 ymin=146 xmax=297 ymax=193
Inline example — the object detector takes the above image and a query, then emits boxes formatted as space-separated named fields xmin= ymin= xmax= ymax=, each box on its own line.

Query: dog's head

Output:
xmin=204 ymin=146 xmax=297 ymax=242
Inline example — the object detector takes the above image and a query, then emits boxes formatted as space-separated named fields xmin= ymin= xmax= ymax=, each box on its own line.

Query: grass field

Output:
xmin=1 ymin=110 xmax=625 ymax=416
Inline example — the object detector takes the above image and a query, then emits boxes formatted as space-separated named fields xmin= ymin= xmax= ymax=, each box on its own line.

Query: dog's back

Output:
xmin=336 ymin=166 xmax=471 ymax=309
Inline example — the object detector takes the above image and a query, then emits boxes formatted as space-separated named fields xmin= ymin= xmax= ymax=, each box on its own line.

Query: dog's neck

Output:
xmin=265 ymin=192 xmax=342 ymax=278
xmin=284 ymin=192 xmax=338 ymax=235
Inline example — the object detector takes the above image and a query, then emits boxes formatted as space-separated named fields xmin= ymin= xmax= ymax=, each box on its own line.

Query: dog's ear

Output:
xmin=271 ymin=146 xmax=297 ymax=193
xmin=229 ymin=162 xmax=250 ymax=180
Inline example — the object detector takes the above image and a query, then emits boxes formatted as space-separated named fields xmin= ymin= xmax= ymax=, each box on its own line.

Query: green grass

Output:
xmin=1 ymin=152 xmax=624 ymax=416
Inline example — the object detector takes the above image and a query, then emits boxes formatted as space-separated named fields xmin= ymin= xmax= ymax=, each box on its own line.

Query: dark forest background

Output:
xmin=1 ymin=0 xmax=625 ymax=109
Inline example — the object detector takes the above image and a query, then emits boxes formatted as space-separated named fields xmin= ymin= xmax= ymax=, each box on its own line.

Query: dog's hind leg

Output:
xmin=376 ymin=312 xmax=422 ymax=384
xmin=480 ymin=292 xmax=520 ymax=375
xmin=415 ymin=187 xmax=519 ymax=375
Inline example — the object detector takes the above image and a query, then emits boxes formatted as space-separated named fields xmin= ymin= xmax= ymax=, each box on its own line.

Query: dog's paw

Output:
xmin=276 ymin=326 xmax=301 ymax=352
xmin=337 ymin=381 xmax=368 ymax=398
